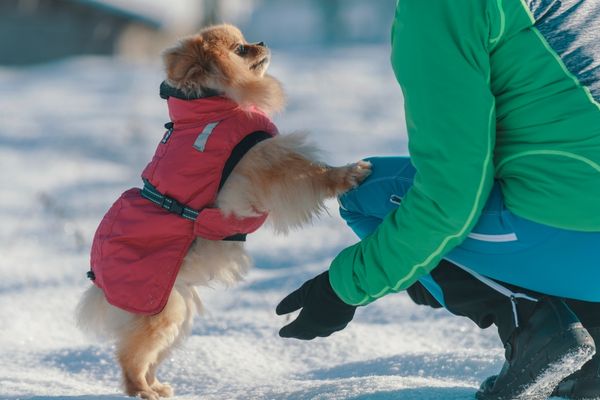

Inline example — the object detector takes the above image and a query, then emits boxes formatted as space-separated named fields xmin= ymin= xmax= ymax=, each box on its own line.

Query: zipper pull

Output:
xmin=161 ymin=122 xmax=174 ymax=144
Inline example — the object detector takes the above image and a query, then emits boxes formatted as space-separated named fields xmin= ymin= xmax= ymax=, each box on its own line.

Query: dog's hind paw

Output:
xmin=152 ymin=382 xmax=174 ymax=397
xmin=133 ymin=389 xmax=160 ymax=400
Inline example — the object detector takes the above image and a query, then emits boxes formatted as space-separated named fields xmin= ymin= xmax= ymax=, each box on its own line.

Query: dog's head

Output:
xmin=163 ymin=24 xmax=285 ymax=115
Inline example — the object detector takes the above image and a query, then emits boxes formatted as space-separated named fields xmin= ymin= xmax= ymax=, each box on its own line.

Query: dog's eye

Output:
xmin=235 ymin=44 xmax=249 ymax=56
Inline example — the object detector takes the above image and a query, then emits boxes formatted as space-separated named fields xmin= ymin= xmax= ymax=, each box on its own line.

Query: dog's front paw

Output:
xmin=328 ymin=160 xmax=372 ymax=196
xmin=344 ymin=160 xmax=372 ymax=189
xmin=348 ymin=160 xmax=372 ymax=187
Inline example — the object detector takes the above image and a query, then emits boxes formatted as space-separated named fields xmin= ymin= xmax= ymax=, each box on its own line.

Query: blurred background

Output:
xmin=0 ymin=0 xmax=397 ymax=65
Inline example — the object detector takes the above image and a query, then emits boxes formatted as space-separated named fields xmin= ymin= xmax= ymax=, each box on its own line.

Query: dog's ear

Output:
xmin=162 ymin=37 xmax=211 ymax=95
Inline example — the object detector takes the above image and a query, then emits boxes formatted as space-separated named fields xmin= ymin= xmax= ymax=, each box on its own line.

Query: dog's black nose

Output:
xmin=256 ymin=41 xmax=265 ymax=47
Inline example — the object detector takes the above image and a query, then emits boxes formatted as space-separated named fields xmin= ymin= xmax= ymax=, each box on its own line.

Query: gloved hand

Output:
xmin=276 ymin=271 xmax=357 ymax=340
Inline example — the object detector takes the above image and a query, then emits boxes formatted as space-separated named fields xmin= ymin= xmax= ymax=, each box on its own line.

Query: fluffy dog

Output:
xmin=76 ymin=24 xmax=370 ymax=399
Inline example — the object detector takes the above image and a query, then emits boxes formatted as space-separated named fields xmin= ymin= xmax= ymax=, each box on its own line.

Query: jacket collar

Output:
xmin=160 ymin=81 xmax=268 ymax=125
xmin=160 ymin=82 xmax=241 ymax=125
xmin=159 ymin=81 xmax=222 ymax=100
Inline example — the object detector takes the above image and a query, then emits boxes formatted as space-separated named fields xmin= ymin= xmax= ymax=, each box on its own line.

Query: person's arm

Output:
xmin=329 ymin=0 xmax=502 ymax=305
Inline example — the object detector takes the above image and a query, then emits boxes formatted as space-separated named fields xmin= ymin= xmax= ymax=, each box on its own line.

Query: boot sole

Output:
xmin=477 ymin=326 xmax=595 ymax=400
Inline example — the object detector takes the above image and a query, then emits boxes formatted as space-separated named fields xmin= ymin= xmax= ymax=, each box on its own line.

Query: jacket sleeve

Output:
xmin=329 ymin=0 xmax=501 ymax=306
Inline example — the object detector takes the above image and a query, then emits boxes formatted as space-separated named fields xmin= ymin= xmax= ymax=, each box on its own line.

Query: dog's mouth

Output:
xmin=250 ymin=57 xmax=269 ymax=71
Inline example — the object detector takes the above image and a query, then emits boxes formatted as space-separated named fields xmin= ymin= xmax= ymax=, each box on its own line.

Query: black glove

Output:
xmin=276 ymin=271 xmax=357 ymax=340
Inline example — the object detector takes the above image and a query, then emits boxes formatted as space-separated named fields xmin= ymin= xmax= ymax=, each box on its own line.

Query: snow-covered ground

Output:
xmin=1 ymin=45 xmax=537 ymax=399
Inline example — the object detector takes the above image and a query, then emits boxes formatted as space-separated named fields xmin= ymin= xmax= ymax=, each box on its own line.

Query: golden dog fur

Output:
xmin=76 ymin=24 xmax=370 ymax=399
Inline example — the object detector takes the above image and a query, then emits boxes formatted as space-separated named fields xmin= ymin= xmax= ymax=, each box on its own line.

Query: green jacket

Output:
xmin=329 ymin=0 xmax=600 ymax=306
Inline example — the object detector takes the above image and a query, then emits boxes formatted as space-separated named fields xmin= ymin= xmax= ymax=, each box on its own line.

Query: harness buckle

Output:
xmin=165 ymin=197 xmax=185 ymax=216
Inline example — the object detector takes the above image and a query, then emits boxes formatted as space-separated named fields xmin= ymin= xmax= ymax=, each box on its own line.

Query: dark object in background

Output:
xmin=0 ymin=0 xmax=161 ymax=65
xmin=1 ymin=0 xmax=399 ymax=66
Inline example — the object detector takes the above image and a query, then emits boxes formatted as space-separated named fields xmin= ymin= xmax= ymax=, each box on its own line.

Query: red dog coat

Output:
xmin=89 ymin=85 xmax=278 ymax=314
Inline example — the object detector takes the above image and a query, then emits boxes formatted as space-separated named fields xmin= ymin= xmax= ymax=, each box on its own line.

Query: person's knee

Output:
xmin=406 ymin=281 xmax=444 ymax=308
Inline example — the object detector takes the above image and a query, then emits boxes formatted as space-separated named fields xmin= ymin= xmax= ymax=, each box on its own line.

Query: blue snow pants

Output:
xmin=338 ymin=157 xmax=600 ymax=307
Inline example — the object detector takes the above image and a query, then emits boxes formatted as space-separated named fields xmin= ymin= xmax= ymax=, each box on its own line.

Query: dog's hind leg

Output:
xmin=146 ymin=361 xmax=174 ymax=398
xmin=148 ymin=285 xmax=198 ymax=397
xmin=117 ymin=288 xmax=189 ymax=399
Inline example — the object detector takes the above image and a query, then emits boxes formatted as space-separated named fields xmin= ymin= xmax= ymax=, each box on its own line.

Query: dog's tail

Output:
xmin=75 ymin=285 xmax=135 ymax=340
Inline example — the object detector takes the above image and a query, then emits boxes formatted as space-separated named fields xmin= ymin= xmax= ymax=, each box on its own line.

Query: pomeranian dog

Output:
xmin=76 ymin=24 xmax=370 ymax=399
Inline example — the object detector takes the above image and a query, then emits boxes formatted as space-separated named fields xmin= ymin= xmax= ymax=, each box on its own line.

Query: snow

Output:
xmin=0 ymin=47 xmax=568 ymax=399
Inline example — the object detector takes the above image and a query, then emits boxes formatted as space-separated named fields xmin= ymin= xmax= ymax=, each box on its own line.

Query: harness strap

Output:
xmin=141 ymin=179 xmax=199 ymax=221
xmin=140 ymin=180 xmax=249 ymax=242
xmin=219 ymin=131 xmax=273 ymax=190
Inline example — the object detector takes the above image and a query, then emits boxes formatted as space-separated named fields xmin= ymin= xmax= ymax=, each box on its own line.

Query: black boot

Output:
xmin=552 ymin=327 xmax=600 ymax=399
xmin=476 ymin=298 xmax=595 ymax=400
